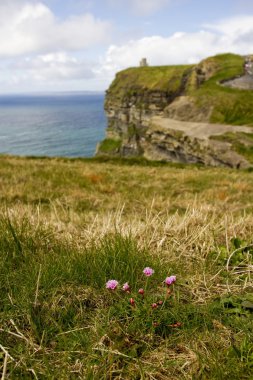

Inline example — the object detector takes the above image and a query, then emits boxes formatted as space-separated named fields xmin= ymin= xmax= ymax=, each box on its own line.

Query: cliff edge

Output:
xmin=96 ymin=53 xmax=253 ymax=168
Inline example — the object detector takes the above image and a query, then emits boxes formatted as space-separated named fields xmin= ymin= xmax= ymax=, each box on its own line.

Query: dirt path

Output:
xmin=221 ymin=74 xmax=253 ymax=90
xmin=150 ymin=116 xmax=253 ymax=139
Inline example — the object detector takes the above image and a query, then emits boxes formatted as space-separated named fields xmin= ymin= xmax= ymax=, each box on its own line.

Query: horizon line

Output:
xmin=0 ymin=90 xmax=106 ymax=96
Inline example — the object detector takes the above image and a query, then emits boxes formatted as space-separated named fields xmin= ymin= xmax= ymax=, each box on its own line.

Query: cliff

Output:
xmin=96 ymin=53 xmax=253 ymax=168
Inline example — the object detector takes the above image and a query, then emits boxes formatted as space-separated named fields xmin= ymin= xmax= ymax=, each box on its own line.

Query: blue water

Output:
xmin=0 ymin=93 xmax=106 ymax=157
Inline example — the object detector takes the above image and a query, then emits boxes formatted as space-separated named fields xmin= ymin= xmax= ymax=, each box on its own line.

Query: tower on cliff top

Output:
xmin=140 ymin=58 xmax=148 ymax=67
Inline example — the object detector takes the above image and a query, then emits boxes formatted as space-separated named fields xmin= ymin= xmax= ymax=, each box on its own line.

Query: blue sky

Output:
xmin=1 ymin=0 xmax=253 ymax=93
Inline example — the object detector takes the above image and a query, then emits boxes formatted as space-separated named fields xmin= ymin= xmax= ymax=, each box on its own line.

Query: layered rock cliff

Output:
xmin=96 ymin=53 xmax=253 ymax=168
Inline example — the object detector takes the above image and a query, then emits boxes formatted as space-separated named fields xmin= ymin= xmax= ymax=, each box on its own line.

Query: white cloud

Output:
xmin=97 ymin=15 xmax=253 ymax=83
xmin=204 ymin=15 xmax=253 ymax=36
xmin=5 ymin=52 xmax=95 ymax=85
xmin=0 ymin=51 xmax=99 ymax=94
xmin=0 ymin=1 xmax=111 ymax=57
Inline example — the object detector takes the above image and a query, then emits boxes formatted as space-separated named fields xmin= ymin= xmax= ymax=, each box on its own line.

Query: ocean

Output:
xmin=0 ymin=93 xmax=106 ymax=157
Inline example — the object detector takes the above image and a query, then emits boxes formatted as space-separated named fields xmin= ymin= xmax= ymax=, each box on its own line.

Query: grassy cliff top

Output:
xmin=107 ymin=53 xmax=243 ymax=95
xmin=108 ymin=64 xmax=193 ymax=96
xmin=107 ymin=53 xmax=253 ymax=125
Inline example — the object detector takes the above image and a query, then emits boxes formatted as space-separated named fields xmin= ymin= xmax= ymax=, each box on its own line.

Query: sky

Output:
xmin=1 ymin=0 xmax=253 ymax=93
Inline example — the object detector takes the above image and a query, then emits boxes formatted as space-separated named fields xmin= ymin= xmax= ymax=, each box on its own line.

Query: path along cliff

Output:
xmin=96 ymin=53 xmax=253 ymax=168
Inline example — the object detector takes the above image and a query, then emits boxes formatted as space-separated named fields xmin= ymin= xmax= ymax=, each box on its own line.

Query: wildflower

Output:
xmin=158 ymin=300 xmax=163 ymax=306
xmin=143 ymin=267 xmax=154 ymax=277
xmin=130 ymin=298 xmax=135 ymax=306
xmin=106 ymin=280 xmax=119 ymax=290
xmin=138 ymin=288 xmax=144 ymax=295
xmin=152 ymin=303 xmax=158 ymax=309
xmin=165 ymin=275 xmax=176 ymax=286
xmin=122 ymin=282 xmax=130 ymax=292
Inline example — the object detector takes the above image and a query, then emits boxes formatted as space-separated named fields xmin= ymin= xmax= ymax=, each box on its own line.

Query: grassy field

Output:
xmin=0 ymin=155 xmax=253 ymax=379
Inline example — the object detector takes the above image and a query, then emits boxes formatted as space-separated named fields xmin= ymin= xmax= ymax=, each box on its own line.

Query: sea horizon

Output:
xmin=0 ymin=90 xmax=105 ymax=96
xmin=0 ymin=92 xmax=106 ymax=158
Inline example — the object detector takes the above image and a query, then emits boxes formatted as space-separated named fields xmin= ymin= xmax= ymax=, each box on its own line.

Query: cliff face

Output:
xmin=103 ymin=89 xmax=172 ymax=157
xmin=96 ymin=53 xmax=253 ymax=168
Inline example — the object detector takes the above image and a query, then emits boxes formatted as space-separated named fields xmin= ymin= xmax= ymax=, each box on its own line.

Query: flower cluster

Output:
xmin=106 ymin=267 xmax=177 ymax=308
xmin=106 ymin=266 xmax=156 ymax=293
xmin=105 ymin=267 xmax=180 ymax=330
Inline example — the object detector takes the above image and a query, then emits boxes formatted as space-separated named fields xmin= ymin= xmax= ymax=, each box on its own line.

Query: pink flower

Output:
xmin=138 ymin=288 xmax=144 ymax=295
xmin=106 ymin=279 xmax=119 ymax=290
xmin=152 ymin=303 xmax=158 ymax=309
xmin=122 ymin=282 xmax=130 ymax=292
xmin=165 ymin=275 xmax=176 ymax=286
xmin=143 ymin=267 xmax=154 ymax=277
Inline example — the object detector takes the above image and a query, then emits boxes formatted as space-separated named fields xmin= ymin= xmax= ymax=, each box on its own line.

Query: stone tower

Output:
xmin=140 ymin=58 xmax=148 ymax=67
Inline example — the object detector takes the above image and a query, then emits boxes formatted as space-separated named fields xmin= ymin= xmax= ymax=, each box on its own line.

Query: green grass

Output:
xmin=97 ymin=138 xmax=122 ymax=154
xmin=108 ymin=64 xmax=193 ymax=97
xmin=0 ymin=155 xmax=253 ymax=379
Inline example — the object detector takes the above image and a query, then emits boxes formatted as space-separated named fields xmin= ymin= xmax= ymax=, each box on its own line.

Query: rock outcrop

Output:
xmin=96 ymin=53 xmax=253 ymax=168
